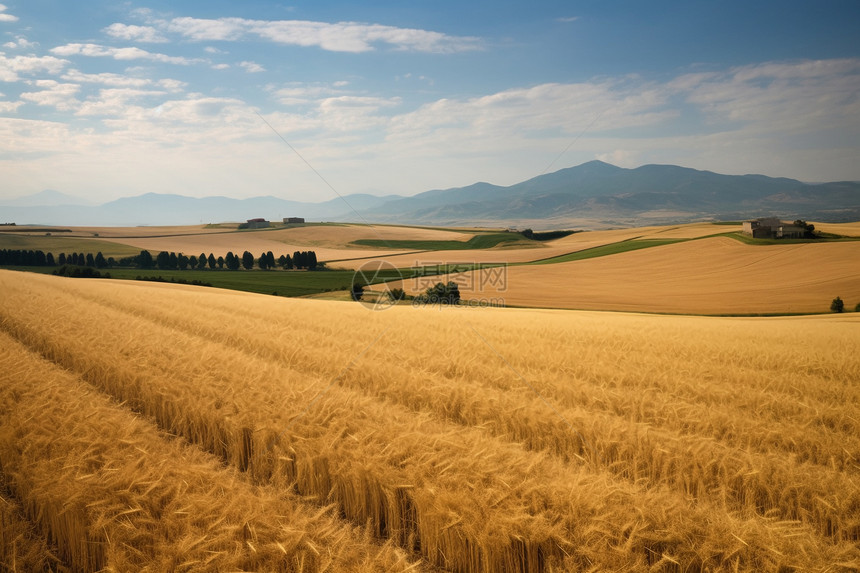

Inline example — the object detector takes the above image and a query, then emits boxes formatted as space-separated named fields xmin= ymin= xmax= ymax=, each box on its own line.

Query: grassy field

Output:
xmin=9 ymin=265 xmax=409 ymax=297
xmin=0 ymin=270 xmax=858 ymax=572
xmin=351 ymin=232 xmax=535 ymax=251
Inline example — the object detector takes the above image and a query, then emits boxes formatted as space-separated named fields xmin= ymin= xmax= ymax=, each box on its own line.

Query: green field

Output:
xmin=0 ymin=235 xmax=141 ymax=258
xmin=525 ymin=238 xmax=688 ymax=265
xmin=8 ymin=266 xmax=416 ymax=297
xmin=351 ymin=232 xmax=535 ymax=251
xmin=722 ymin=231 xmax=856 ymax=245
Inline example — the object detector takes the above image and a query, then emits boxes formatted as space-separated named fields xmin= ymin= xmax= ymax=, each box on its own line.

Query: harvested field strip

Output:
xmin=0 ymin=332 xmax=423 ymax=572
xmin=0 ymin=272 xmax=858 ymax=571
xmin=60 ymin=279 xmax=860 ymax=538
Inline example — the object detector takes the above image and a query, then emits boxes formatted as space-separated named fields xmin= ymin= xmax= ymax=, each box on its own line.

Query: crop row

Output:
xmin=1 ymin=271 xmax=856 ymax=571
xmin=0 ymin=331 xmax=422 ymax=572
xmin=59 ymin=277 xmax=860 ymax=536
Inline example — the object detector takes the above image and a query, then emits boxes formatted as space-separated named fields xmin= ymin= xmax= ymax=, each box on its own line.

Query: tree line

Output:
xmin=0 ymin=248 xmax=319 ymax=271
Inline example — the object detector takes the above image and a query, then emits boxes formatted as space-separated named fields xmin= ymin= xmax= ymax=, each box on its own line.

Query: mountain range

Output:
xmin=3 ymin=161 xmax=858 ymax=228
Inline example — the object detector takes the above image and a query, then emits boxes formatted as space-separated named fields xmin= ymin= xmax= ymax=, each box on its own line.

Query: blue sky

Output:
xmin=1 ymin=0 xmax=859 ymax=204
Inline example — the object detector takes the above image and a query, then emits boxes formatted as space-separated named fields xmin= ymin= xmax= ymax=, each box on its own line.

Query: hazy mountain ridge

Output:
xmin=2 ymin=161 xmax=858 ymax=227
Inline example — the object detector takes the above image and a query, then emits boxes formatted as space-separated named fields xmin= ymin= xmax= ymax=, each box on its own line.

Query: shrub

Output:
xmin=831 ymin=296 xmax=844 ymax=313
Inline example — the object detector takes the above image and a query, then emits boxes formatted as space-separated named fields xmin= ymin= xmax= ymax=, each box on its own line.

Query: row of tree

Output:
xmin=0 ymin=248 xmax=319 ymax=271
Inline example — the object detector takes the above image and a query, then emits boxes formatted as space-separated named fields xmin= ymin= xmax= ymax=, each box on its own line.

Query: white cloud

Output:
xmin=676 ymin=58 xmax=860 ymax=136
xmin=556 ymin=17 xmax=579 ymax=23
xmin=3 ymin=57 xmax=859 ymax=201
xmin=211 ymin=63 xmax=230 ymax=70
xmin=62 ymin=69 xmax=152 ymax=87
xmin=76 ymin=88 xmax=167 ymax=117
xmin=167 ymin=17 xmax=482 ymax=53
xmin=20 ymin=80 xmax=80 ymax=111
xmin=3 ymin=36 xmax=37 ymax=50
xmin=103 ymin=23 xmax=168 ymax=43
xmin=0 ymin=53 xmax=68 ymax=82
xmin=166 ymin=17 xmax=245 ymax=41
xmin=239 ymin=60 xmax=265 ymax=73
xmin=0 ymin=3 xmax=17 ymax=23
xmin=50 ymin=43 xmax=197 ymax=65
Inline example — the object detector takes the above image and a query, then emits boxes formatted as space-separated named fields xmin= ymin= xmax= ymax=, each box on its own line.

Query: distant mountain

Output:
xmin=2 ymin=161 xmax=858 ymax=227
xmin=2 ymin=189 xmax=94 ymax=207
xmin=355 ymin=161 xmax=860 ymax=227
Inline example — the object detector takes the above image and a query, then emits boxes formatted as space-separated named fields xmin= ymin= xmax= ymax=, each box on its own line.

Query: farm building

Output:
xmin=742 ymin=217 xmax=805 ymax=239
xmin=245 ymin=218 xmax=270 ymax=229
xmin=284 ymin=217 xmax=305 ymax=224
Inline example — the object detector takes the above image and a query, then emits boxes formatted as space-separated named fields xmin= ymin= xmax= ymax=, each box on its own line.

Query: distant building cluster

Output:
xmin=245 ymin=218 xmax=270 ymax=229
xmin=742 ymin=217 xmax=805 ymax=239
xmin=240 ymin=217 xmax=305 ymax=229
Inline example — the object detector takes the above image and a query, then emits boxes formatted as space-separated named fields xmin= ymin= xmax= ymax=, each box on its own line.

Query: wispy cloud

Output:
xmin=50 ymin=43 xmax=199 ymax=65
xmin=103 ymin=23 xmax=168 ymax=43
xmin=239 ymin=60 xmax=265 ymax=73
xmin=556 ymin=16 xmax=579 ymax=23
xmin=166 ymin=17 xmax=483 ymax=53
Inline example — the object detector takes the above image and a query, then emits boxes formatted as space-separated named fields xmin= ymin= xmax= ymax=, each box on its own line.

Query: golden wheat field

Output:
xmin=1 ymin=269 xmax=859 ymax=572
xmin=396 ymin=236 xmax=860 ymax=315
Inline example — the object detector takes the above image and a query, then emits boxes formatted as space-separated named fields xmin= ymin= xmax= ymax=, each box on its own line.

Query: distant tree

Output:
xmin=855 ymin=302 xmax=860 ymax=312
xmin=241 ymin=251 xmax=254 ymax=270
xmin=169 ymin=252 xmax=178 ymax=269
xmin=137 ymin=250 xmax=154 ymax=269
xmin=85 ymin=253 xmax=96 ymax=267
xmin=416 ymin=281 xmax=461 ymax=305
xmin=156 ymin=251 xmax=171 ymax=270
xmin=78 ymin=253 xmax=86 ymax=266
xmin=351 ymin=282 xmax=364 ymax=301
xmin=226 ymin=251 xmax=241 ymax=271
xmin=389 ymin=287 xmax=406 ymax=302
xmin=793 ymin=220 xmax=816 ymax=238
xmin=266 ymin=251 xmax=275 ymax=269
xmin=278 ymin=255 xmax=287 ymax=268
xmin=217 ymin=256 xmax=225 ymax=269
xmin=46 ymin=252 xmax=55 ymax=266
xmin=284 ymin=254 xmax=294 ymax=269
xmin=258 ymin=252 xmax=269 ymax=270
xmin=95 ymin=252 xmax=107 ymax=268
xmin=34 ymin=250 xmax=47 ymax=266
xmin=58 ymin=252 xmax=66 ymax=265
xmin=307 ymin=251 xmax=317 ymax=270
xmin=831 ymin=296 xmax=845 ymax=313
xmin=107 ymin=257 xmax=116 ymax=267
xmin=208 ymin=253 xmax=217 ymax=269
xmin=189 ymin=255 xmax=199 ymax=270
xmin=293 ymin=250 xmax=304 ymax=269
xmin=177 ymin=253 xmax=189 ymax=270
